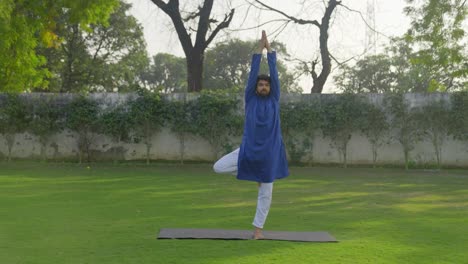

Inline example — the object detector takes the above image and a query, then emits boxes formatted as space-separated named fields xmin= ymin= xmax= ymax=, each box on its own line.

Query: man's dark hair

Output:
xmin=256 ymin=74 xmax=271 ymax=86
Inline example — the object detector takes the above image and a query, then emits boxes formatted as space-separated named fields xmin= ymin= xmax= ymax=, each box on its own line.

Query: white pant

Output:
xmin=213 ymin=148 xmax=273 ymax=229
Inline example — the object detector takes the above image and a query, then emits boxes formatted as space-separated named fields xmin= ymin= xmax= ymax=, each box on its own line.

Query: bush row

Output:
xmin=0 ymin=92 xmax=467 ymax=168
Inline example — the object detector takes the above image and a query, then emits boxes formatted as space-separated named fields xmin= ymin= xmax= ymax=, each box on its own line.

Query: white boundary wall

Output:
xmin=0 ymin=93 xmax=467 ymax=166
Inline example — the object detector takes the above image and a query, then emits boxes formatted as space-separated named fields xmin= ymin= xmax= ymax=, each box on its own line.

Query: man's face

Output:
xmin=256 ymin=80 xmax=271 ymax=96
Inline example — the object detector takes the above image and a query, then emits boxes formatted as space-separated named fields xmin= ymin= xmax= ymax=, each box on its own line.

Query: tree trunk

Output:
xmin=78 ymin=148 xmax=82 ymax=164
xmin=186 ymin=51 xmax=204 ymax=92
xmin=150 ymin=0 xmax=234 ymax=92
xmin=113 ymin=137 xmax=121 ymax=165
xmin=146 ymin=142 xmax=151 ymax=165
xmin=372 ymin=144 xmax=378 ymax=168
xmin=179 ymin=132 xmax=185 ymax=165
xmin=343 ymin=144 xmax=347 ymax=168
xmin=40 ymin=137 xmax=48 ymax=162
xmin=404 ymin=149 xmax=409 ymax=170
xmin=6 ymin=134 xmax=14 ymax=162
xmin=61 ymin=25 xmax=80 ymax=93
xmin=311 ymin=0 xmax=338 ymax=93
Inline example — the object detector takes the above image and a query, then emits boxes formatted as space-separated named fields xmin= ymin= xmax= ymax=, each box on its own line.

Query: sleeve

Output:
xmin=267 ymin=51 xmax=280 ymax=101
xmin=245 ymin=53 xmax=262 ymax=102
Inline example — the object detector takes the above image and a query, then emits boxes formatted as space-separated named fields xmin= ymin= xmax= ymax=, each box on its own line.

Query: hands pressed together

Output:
xmin=258 ymin=30 xmax=272 ymax=54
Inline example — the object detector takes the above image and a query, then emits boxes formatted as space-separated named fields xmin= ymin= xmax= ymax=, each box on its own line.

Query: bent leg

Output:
xmin=213 ymin=148 xmax=239 ymax=175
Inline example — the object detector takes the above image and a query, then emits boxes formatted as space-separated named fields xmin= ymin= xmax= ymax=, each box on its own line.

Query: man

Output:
xmin=213 ymin=30 xmax=289 ymax=239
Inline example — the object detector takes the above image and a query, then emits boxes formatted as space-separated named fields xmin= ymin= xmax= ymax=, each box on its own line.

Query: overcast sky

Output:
xmin=126 ymin=0 xmax=411 ymax=93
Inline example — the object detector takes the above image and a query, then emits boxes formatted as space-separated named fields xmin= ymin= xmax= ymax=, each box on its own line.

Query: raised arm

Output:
xmin=245 ymin=32 xmax=265 ymax=101
xmin=265 ymin=34 xmax=280 ymax=101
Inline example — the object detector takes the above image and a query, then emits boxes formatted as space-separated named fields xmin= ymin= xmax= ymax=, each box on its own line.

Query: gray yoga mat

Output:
xmin=158 ymin=228 xmax=337 ymax=242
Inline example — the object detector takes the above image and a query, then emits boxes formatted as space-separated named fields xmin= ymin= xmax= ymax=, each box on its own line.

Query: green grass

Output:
xmin=1 ymin=162 xmax=467 ymax=264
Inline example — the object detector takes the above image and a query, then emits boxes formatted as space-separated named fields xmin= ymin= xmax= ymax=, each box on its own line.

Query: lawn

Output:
xmin=0 ymin=162 xmax=467 ymax=264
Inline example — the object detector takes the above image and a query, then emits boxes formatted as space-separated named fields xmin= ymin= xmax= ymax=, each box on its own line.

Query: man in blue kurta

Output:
xmin=213 ymin=31 xmax=289 ymax=239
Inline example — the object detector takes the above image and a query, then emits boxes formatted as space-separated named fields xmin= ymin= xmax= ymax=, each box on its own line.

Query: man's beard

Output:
xmin=257 ymin=89 xmax=269 ymax=97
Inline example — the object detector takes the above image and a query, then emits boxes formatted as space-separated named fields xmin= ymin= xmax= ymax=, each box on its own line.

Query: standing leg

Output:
xmin=252 ymin=182 xmax=273 ymax=239
xmin=213 ymin=148 xmax=239 ymax=175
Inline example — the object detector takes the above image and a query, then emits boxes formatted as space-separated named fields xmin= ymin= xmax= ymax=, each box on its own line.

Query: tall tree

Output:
xmin=0 ymin=0 xmax=119 ymax=92
xmin=385 ymin=37 xmax=432 ymax=93
xmin=36 ymin=1 xmax=149 ymax=93
xmin=334 ymin=54 xmax=397 ymax=93
xmin=403 ymin=0 xmax=467 ymax=91
xmin=142 ymin=53 xmax=187 ymax=93
xmin=150 ymin=0 xmax=235 ymax=92
xmin=252 ymin=0 xmax=341 ymax=93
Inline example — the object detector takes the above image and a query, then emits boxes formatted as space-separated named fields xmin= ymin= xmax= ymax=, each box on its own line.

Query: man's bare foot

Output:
xmin=253 ymin=227 xmax=264 ymax=240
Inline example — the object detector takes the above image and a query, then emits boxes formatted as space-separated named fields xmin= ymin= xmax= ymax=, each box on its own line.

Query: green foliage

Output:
xmin=65 ymin=95 xmax=100 ymax=163
xmin=418 ymin=99 xmax=451 ymax=168
xmin=29 ymin=95 xmax=64 ymax=161
xmin=191 ymin=92 xmax=243 ymax=159
xmin=142 ymin=53 xmax=187 ymax=93
xmin=0 ymin=93 xmax=31 ymax=161
xmin=320 ymin=94 xmax=366 ymax=168
xmin=335 ymin=55 xmax=397 ymax=93
xmin=36 ymin=1 xmax=148 ymax=93
xmin=403 ymin=0 xmax=467 ymax=91
xmin=99 ymin=103 xmax=133 ymax=163
xmin=166 ymin=98 xmax=196 ymax=163
xmin=0 ymin=0 xmax=119 ymax=92
xmin=2 ymin=92 xmax=467 ymax=167
xmin=386 ymin=37 xmax=433 ymax=93
xmin=384 ymin=93 xmax=422 ymax=169
xmin=128 ymin=92 xmax=166 ymax=164
xmin=280 ymin=100 xmax=321 ymax=164
xmin=0 ymin=1 xmax=49 ymax=92
xmin=449 ymin=91 xmax=468 ymax=142
xmin=359 ymin=101 xmax=391 ymax=167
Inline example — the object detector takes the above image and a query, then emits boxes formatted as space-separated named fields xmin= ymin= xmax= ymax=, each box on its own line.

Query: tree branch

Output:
xmin=252 ymin=0 xmax=321 ymax=28
xmin=195 ymin=0 xmax=214 ymax=48
xmin=152 ymin=0 xmax=193 ymax=54
xmin=204 ymin=8 xmax=235 ymax=49
xmin=338 ymin=3 xmax=390 ymax=39
xmin=150 ymin=0 xmax=169 ymax=12
xmin=227 ymin=18 xmax=290 ymax=32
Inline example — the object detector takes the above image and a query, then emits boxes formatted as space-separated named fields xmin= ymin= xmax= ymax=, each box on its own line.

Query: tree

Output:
xmin=191 ymin=92 xmax=243 ymax=159
xmin=0 ymin=0 xmax=119 ymax=92
xmin=280 ymin=100 xmax=321 ymax=164
xmin=150 ymin=0 xmax=235 ymax=92
xmin=418 ymin=99 xmax=451 ymax=169
xmin=128 ymin=93 xmax=166 ymax=164
xmin=99 ymin=104 xmax=133 ymax=163
xmin=334 ymin=54 xmax=397 ymax=93
xmin=166 ymin=98 xmax=196 ymax=163
xmin=85 ymin=1 xmax=149 ymax=92
xmin=142 ymin=53 xmax=187 ymax=93
xmin=0 ymin=94 xmax=31 ymax=161
xmin=36 ymin=1 xmax=149 ymax=93
xmin=449 ymin=92 xmax=468 ymax=144
xmin=403 ymin=0 xmax=467 ymax=91
xmin=383 ymin=37 xmax=433 ymax=93
xmin=320 ymin=94 xmax=365 ymax=168
xmin=65 ymin=95 xmax=100 ymax=163
xmin=252 ymin=0 xmax=341 ymax=93
xmin=359 ymin=102 xmax=390 ymax=168
xmin=29 ymin=95 xmax=64 ymax=161
xmin=384 ymin=93 xmax=422 ymax=170
xmin=204 ymin=39 xmax=301 ymax=93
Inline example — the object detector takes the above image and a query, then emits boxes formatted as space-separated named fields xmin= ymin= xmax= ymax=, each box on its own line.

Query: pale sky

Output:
xmin=126 ymin=0 xmax=411 ymax=93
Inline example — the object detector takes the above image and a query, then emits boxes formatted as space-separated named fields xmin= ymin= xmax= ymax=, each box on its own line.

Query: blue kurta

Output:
xmin=237 ymin=51 xmax=289 ymax=183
